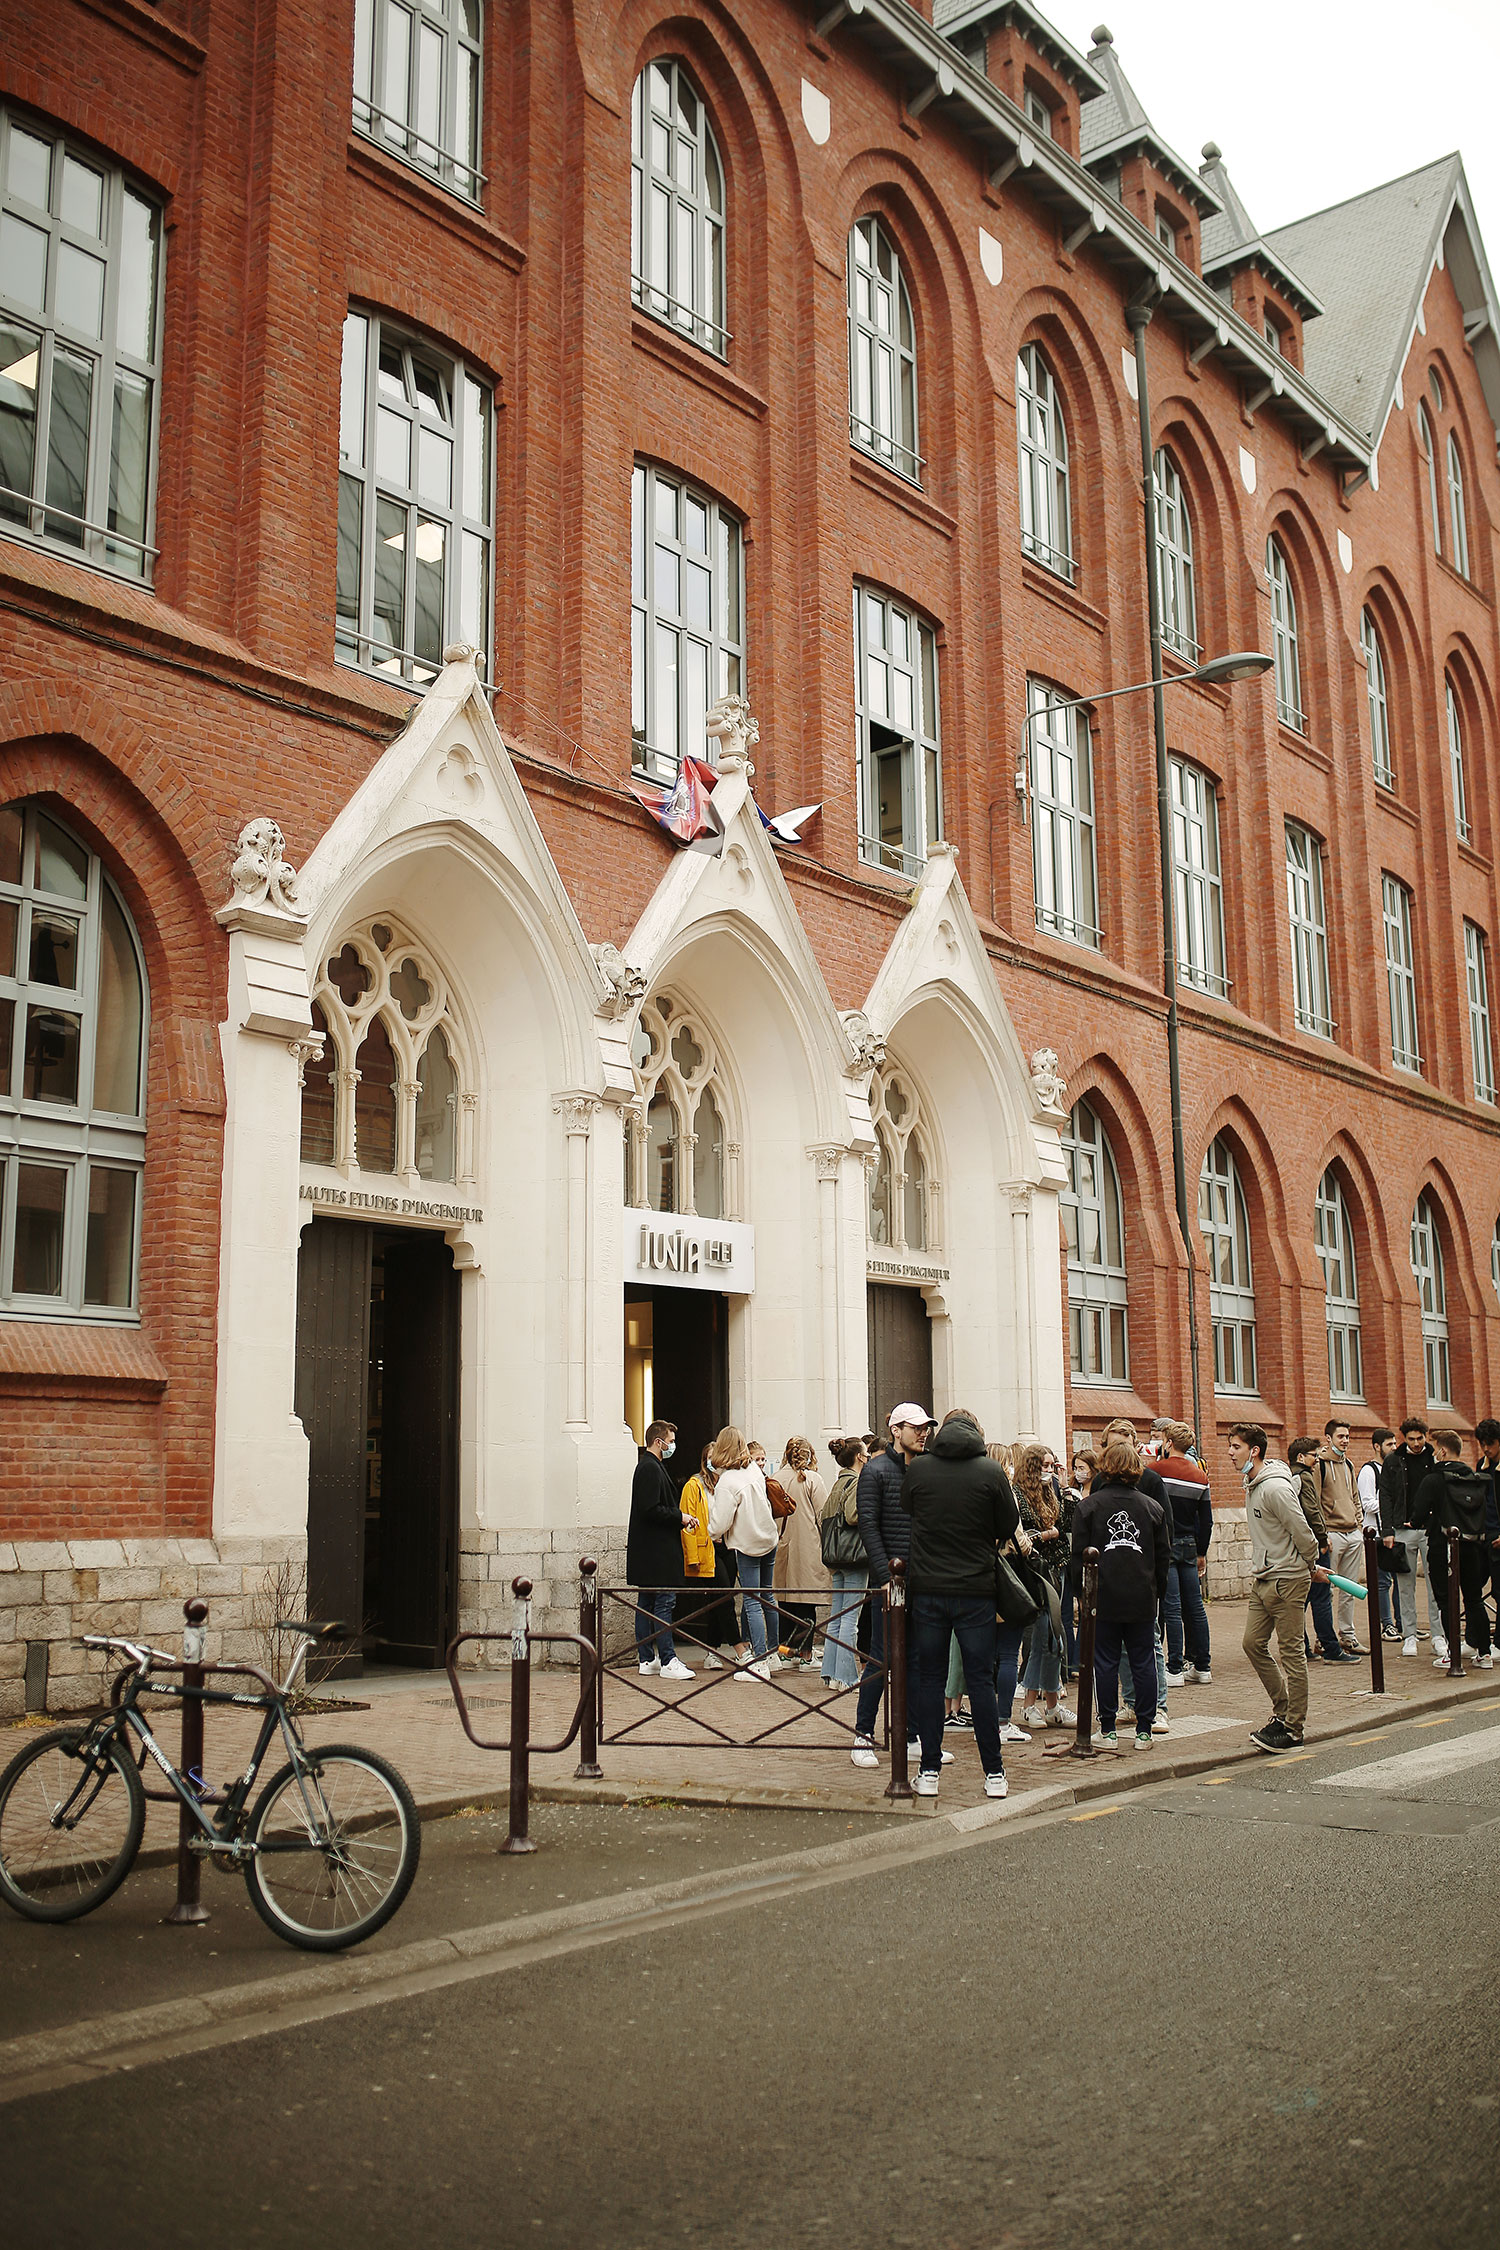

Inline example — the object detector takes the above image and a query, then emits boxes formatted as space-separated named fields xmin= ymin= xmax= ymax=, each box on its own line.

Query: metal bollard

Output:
xmin=1363 ymin=1529 xmax=1386 ymax=1695
xmin=1069 ymin=1550 xmax=1101 ymax=1757
xmin=574 ymin=1557 xmax=603 ymax=1779
xmin=885 ymin=1560 xmax=911 ymax=1801
xmin=165 ymin=1598 xmax=211 ymax=1926
xmin=1446 ymin=1529 xmax=1466 ymax=1679
xmin=499 ymin=1576 xmax=539 ymax=1854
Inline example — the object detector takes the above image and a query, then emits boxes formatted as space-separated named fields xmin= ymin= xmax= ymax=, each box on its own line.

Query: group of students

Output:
xmin=624 ymin=1402 xmax=1219 ymax=1794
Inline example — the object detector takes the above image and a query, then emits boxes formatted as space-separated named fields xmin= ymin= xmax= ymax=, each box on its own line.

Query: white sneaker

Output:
xmin=637 ymin=1657 xmax=660 ymax=1675
xmin=1184 ymin=1665 xmax=1212 ymax=1684
xmin=984 ymin=1772 xmax=1009 ymax=1798
xmin=909 ymin=1740 xmax=955 ymax=1767
xmin=1046 ymin=1705 xmax=1075 ymax=1728
xmin=766 ymin=1653 xmax=784 ymax=1673
xmin=1151 ymin=1712 xmax=1171 ymax=1735
xmin=1462 ymin=1642 xmax=1478 ymax=1659
xmin=703 ymin=1651 xmax=724 ymax=1669
xmin=1479 ymin=1653 xmax=1494 ymax=1669
xmin=850 ymin=1736 xmax=880 ymax=1769
xmin=913 ymin=1770 xmax=941 ymax=1796
xmin=1432 ymin=1647 xmax=1451 ymax=1668
xmin=659 ymin=1657 xmax=693 ymax=1681
xmin=1000 ymin=1721 xmax=1031 ymax=1744
xmin=1164 ymin=1668 xmax=1186 ymax=1687
xmin=734 ymin=1659 xmax=771 ymax=1681
xmin=1402 ymin=1637 xmax=1418 ymax=1656
xmin=1022 ymin=1703 xmax=1048 ymax=1727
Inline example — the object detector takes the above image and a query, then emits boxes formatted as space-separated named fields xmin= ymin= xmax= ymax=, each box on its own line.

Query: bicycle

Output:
xmin=0 ymin=1618 xmax=420 ymax=1951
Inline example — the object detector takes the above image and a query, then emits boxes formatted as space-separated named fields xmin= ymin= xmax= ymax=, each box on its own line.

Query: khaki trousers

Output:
xmin=1243 ymin=1572 xmax=1312 ymax=1733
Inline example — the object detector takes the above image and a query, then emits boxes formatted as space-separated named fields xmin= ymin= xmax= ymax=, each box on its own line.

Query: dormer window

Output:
xmin=1025 ymin=87 xmax=1054 ymax=137
xmin=1264 ymin=315 xmax=1284 ymax=355
xmin=1155 ymin=212 xmax=1177 ymax=256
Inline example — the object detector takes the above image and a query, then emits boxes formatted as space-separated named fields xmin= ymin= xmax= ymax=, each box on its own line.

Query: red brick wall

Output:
xmin=0 ymin=0 xmax=1497 ymax=1540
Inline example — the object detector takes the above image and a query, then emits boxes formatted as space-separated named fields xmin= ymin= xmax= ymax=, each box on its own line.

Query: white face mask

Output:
xmin=661 ymin=1440 xmax=676 ymax=1461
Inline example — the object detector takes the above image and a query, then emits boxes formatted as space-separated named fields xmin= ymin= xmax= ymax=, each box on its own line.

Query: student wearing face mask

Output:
xmin=628 ymin=1419 xmax=696 ymax=1680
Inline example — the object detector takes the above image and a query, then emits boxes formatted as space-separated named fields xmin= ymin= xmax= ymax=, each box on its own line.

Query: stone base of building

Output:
xmin=0 ymin=1535 xmax=311 ymax=1718
xmin=1202 ymin=1509 xmax=1255 ymax=1601
xmin=457 ymin=1529 xmax=633 ymax=1666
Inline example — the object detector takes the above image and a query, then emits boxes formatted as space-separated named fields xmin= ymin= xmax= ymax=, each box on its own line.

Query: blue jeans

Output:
xmin=1305 ymin=1547 xmax=1340 ymax=1656
xmin=911 ymin=1593 xmax=1003 ymax=1777
xmin=1022 ymin=1615 xmax=1063 ymax=1696
xmin=822 ymin=1567 xmax=868 ymax=1686
xmin=1096 ymin=1614 xmax=1158 ymax=1734
xmin=994 ymin=1621 xmax=1026 ymax=1723
xmin=734 ymin=1550 xmax=776 ymax=1660
xmin=1163 ymin=1538 xmax=1211 ymax=1671
xmin=634 ymin=1587 xmax=677 ymax=1664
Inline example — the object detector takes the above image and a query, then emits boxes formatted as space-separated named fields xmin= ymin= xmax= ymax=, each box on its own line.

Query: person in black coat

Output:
xmin=1070 ymin=1437 xmax=1170 ymax=1746
xmin=900 ymin=1409 xmax=1020 ymax=1795
xmin=628 ymin=1419 xmax=694 ymax=1679
xmin=1412 ymin=1432 xmax=1494 ymax=1663
xmin=850 ymin=1404 xmax=932 ymax=1763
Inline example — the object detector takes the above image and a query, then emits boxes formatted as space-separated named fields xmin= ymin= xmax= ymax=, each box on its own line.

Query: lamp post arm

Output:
xmin=1015 ymin=667 xmax=1201 ymax=815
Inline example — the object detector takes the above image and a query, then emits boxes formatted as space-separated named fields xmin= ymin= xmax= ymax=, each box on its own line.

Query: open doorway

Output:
xmin=296 ymin=1218 xmax=460 ymax=1673
xmin=623 ymin=1285 xmax=729 ymax=1489
xmin=867 ymin=1282 xmax=933 ymax=1430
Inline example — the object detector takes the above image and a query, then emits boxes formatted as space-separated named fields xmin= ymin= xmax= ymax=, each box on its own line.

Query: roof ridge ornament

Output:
xmin=704 ymin=693 xmax=760 ymax=774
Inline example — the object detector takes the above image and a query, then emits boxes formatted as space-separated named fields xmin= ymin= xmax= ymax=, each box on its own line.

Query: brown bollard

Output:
xmin=1069 ymin=1550 xmax=1101 ymax=1758
xmin=1446 ymin=1529 xmax=1466 ymax=1678
xmin=500 ymin=1576 xmax=539 ymax=1854
xmin=884 ymin=1561 xmax=912 ymax=1801
xmin=575 ymin=1557 xmax=603 ymax=1779
xmin=1363 ymin=1529 xmax=1386 ymax=1695
xmin=165 ymin=1598 xmax=211 ymax=1925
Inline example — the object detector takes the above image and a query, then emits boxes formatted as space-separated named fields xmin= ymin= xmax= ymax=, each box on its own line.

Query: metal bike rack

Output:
xmin=446 ymin=1575 xmax=601 ymax=1854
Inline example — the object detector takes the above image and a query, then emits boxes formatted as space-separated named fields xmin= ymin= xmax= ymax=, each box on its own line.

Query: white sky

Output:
xmin=1050 ymin=0 xmax=1500 ymax=258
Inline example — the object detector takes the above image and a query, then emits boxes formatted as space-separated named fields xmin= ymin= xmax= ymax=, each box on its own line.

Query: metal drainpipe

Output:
xmin=1127 ymin=295 xmax=1204 ymax=1447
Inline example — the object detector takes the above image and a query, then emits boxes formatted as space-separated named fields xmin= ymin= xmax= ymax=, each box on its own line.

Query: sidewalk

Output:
xmin=12 ymin=1600 xmax=1493 ymax=1855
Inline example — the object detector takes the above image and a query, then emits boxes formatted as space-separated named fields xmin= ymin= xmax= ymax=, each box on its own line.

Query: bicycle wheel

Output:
xmin=0 ymin=1726 xmax=145 ymax=1923
xmin=242 ymin=1743 xmax=420 ymax=1951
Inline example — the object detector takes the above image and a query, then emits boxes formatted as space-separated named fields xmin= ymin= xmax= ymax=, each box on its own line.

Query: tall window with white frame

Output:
xmin=847 ymin=217 xmax=919 ymax=483
xmin=1447 ymin=434 xmax=1469 ymax=579
xmin=1016 ymin=344 xmax=1072 ymax=580
xmin=0 ymin=108 xmax=162 ymax=581
xmin=1418 ymin=404 xmax=1442 ymax=554
xmin=1315 ymin=1169 xmax=1363 ymax=1403
xmin=1028 ymin=681 xmax=1098 ymax=948
xmin=1465 ymin=921 xmax=1496 ymax=1105
xmin=336 ymin=310 xmax=492 ymax=685
xmin=853 ymin=584 xmax=941 ymax=877
xmin=630 ymin=61 xmax=727 ymax=358
xmin=1168 ymin=757 xmax=1228 ymax=997
xmin=1200 ymin=1136 xmax=1257 ymax=1395
xmin=1410 ymin=1193 xmax=1451 ymax=1411
xmin=866 ymin=1065 xmax=939 ymax=1255
xmin=627 ymin=993 xmax=737 ymax=1221
xmin=1266 ymin=537 xmax=1304 ymax=731
xmin=631 ymin=463 xmax=743 ymax=786
xmin=1284 ymin=821 xmax=1333 ymax=1037
xmin=1360 ymin=608 xmax=1394 ymax=789
xmin=1446 ymin=678 xmax=1471 ymax=844
xmin=1060 ymin=1100 xmax=1129 ymax=1387
xmin=352 ymin=0 xmax=482 ymax=201
xmin=1381 ymin=873 xmax=1421 ymax=1072
xmin=1153 ymin=449 xmax=1198 ymax=661
xmin=0 ymin=800 xmax=147 ymax=1318
xmin=302 ymin=919 xmax=471 ymax=1185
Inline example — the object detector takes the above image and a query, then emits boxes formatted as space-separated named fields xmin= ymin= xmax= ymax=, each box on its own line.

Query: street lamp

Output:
xmin=1015 ymin=645 xmax=1273 ymax=1444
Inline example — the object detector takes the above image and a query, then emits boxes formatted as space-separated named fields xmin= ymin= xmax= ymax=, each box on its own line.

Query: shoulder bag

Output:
xmin=766 ymin=1475 xmax=796 ymax=1523
xmin=994 ymin=1550 xmax=1040 ymax=1629
xmin=820 ymin=1498 xmax=866 ymax=1571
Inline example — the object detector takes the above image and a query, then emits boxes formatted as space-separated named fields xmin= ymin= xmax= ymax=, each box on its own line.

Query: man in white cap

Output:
xmin=850 ymin=1404 xmax=951 ymax=1771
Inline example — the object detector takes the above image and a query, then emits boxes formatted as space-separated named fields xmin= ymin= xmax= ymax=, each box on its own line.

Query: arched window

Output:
xmin=627 ymin=992 xmax=738 ymax=1219
xmin=1409 ymin=1193 xmax=1450 ymax=1409
xmin=1266 ymin=538 xmax=1303 ymax=732
xmin=847 ymin=217 xmax=919 ymax=483
xmin=1446 ymin=678 xmax=1470 ymax=844
xmin=630 ymin=462 xmax=744 ymax=785
xmin=1315 ymin=1171 xmax=1362 ymax=1402
xmin=630 ymin=61 xmax=727 ymax=358
xmin=866 ymin=1066 xmax=939 ymax=1254
xmin=1446 ymin=434 xmax=1469 ymax=578
xmin=1017 ymin=345 xmax=1072 ymax=581
xmin=1418 ymin=405 xmax=1442 ymax=553
xmin=1199 ymin=1137 xmax=1256 ymax=1394
xmin=853 ymin=582 xmax=942 ymax=877
xmin=1360 ymin=608 xmax=1393 ymax=788
xmin=353 ymin=0 xmax=481 ymax=200
xmin=1060 ymin=1101 xmax=1128 ymax=1387
xmin=302 ymin=917 xmax=470 ymax=1183
xmin=0 ymin=106 xmax=164 ymax=582
xmin=0 ymin=798 xmax=147 ymax=1316
xmin=1153 ymin=449 xmax=1197 ymax=660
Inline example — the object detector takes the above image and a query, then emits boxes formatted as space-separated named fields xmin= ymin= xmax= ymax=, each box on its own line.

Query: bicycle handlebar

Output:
xmin=77 ymin=1632 xmax=285 ymax=1701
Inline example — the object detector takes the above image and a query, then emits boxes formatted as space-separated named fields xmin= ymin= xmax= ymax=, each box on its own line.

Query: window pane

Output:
xmin=0 ymin=994 xmax=12 ymax=1085
xmin=694 ymin=1088 xmax=723 ymax=1220
xmin=22 ymin=1004 xmax=81 ymax=1101
xmin=337 ymin=472 xmax=364 ymax=638
xmin=29 ymin=909 xmax=79 ymax=988
xmin=339 ymin=313 xmax=368 ymax=467
xmin=414 ymin=1028 xmax=456 ymax=1182
xmin=0 ymin=897 xmax=15 ymax=975
xmin=354 ymin=1015 xmax=398 ymax=1171
xmin=376 ymin=403 xmax=411 ymax=487
xmin=459 ymin=528 xmax=486 ymax=651
xmin=462 ymin=374 xmax=488 ymax=523
xmin=107 ymin=368 xmax=150 ymax=559
xmin=0 ymin=318 xmax=40 ymax=515
xmin=383 ymin=2 xmax=413 ymax=135
xmin=60 ymin=154 xmax=104 ymax=236
xmin=0 ymin=211 xmax=47 ymax=311
xmin=6 ymin=126 xmax=50 ymax=207
xmin=56 ymin=242 xmax=106 ymax=339
xmin=411 ymin=513 xmax=446 ymax=669
xmin=12 ymin=1162 xmax=66 ymax=1296
xmin=300 ymin=1001 xmax=337 ymax=1164
xmin=35 ymin=813 xmax=88 ymax=897
xmin=94 ymin=882 xmax=143 ymax=1114
xmin=116 ymin=190 xmax=158 ymax=362
xmin=373 ymin=494 xmax=407 ymax=661
xmin=83 ymin=1165 xmax=136 ymax=1307
xmin=44 ymin=345 xmax=92 ymax=542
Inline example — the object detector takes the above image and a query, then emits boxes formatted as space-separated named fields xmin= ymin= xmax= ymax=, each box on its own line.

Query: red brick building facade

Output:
xmin=2 ymin=0 xmax=1497 ymax=1697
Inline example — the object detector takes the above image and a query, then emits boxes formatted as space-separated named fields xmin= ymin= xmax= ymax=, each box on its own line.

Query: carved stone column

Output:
xmin=555 ymin=1093 xmax=601 ymax=1426
xmin=809 ymin=1143 xmax=846 ymax=1432
xmin=1006 ymin=1183 xmax=1036 ymax=1434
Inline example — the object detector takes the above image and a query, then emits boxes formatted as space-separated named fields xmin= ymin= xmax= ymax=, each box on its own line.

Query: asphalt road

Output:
xmin=4 ymin=1703 xmax=1500 ymax=2249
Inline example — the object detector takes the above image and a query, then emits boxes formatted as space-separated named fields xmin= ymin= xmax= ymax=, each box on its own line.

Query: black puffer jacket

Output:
xmin=1414 ymin=1461 xmax=1490 ymax=1540
xmin=899 ymin=1418 xmax=1020 ymax=1599
xmin=856 ymin=1444 xmax=911 ymax=1587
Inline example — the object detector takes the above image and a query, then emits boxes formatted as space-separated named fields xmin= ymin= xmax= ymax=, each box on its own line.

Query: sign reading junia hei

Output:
xmin=624 ymin=1209 xmax=755 ymax=1294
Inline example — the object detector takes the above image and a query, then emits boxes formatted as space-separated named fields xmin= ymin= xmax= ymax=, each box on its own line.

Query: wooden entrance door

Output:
xmin=866 ymin=1282 xmax=933 ymax=1429
xmin=295 ymin=1218 xmax=373 ymax=1673
xmin=374 ymin=1229 xmax=460 ymax=1666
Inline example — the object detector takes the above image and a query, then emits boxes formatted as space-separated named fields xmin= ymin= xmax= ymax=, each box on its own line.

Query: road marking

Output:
xmin=1275 ymin=1751 xmax=1317 ymax=1763
xmin=1319 ymin=1721 xmax=1500 ymax=1792
xmin=1199 ymin=1777 xmax=1233 ymax=1786
xmin=1415 ymin=1716 xmax=1457 ymax=1728
xmin=1069 ymin=1805 xmax=1120 ymax=1822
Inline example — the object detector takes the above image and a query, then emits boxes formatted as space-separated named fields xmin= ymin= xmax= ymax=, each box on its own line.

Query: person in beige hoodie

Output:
xmin=772 ymin=1436 xmax=831 ymax=1669
xmin=1314 ymin=1417 xmax=1366 ymax=1654
xmin=1228 ymin=1423 xmax=1324 ymax=1752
